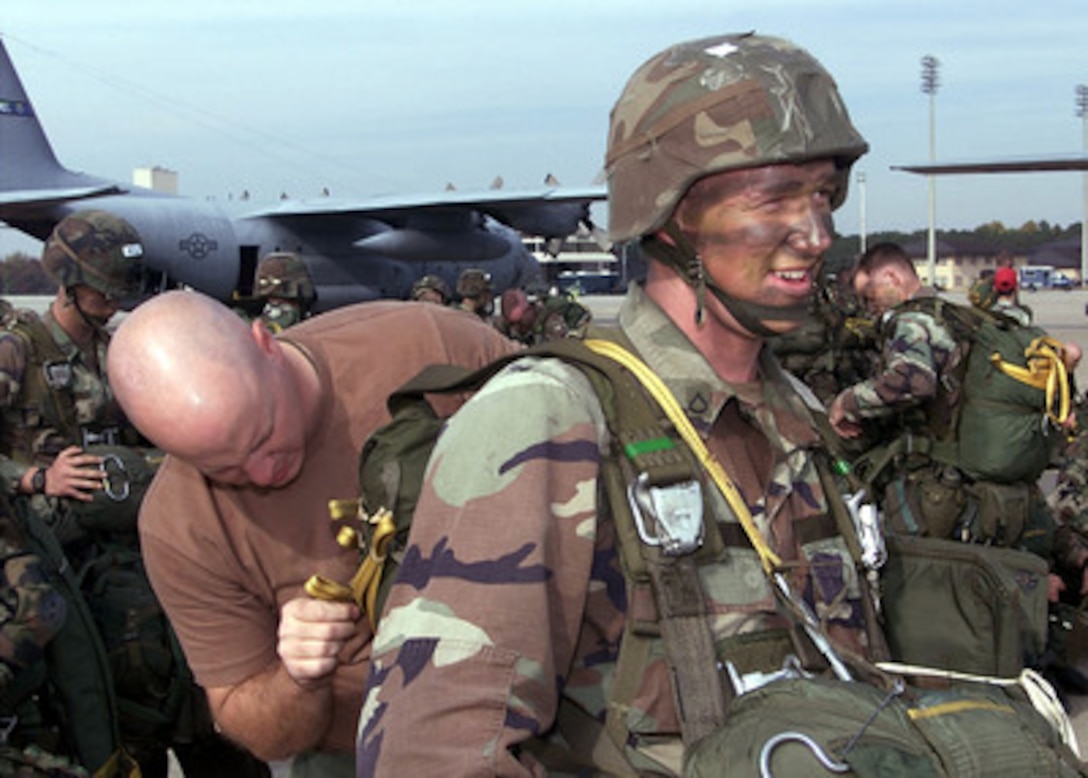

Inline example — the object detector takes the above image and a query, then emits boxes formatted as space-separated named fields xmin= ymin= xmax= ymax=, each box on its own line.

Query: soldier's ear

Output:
xmin=250 ymin=318 xmax=278 ymax=357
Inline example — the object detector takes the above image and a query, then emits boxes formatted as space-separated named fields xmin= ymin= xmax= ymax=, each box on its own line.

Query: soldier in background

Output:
xmin=0 ymin=211 xmax=268 ymax=777
xmin=495 ymin=287 xmax=592 ymax=345
xmin=409 ymin=274 xmax=451 ymax=306
xmin=254 ymin=252 xmax=317 ymax=332
xmin=453 ymin=268 xmax=494 ymax=320
xmin=969 ymin=266 xmax=1033 ymax=326
xmin=770 ymin=263 xmax=878 ymax=406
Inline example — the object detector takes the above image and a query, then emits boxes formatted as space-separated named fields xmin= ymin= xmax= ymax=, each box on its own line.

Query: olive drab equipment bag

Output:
xmin=855 ymin=297 xmax=1071 ymax=490
xmin=67 ymin=445 xmax=160 ymax=533
xmin=315 ymin=334 xmax=1087 ymax=776
xmin=879 ymin=534 xmax=1049 ymax=678
xmin=684 ymin=675 xmax=1084 ymax=778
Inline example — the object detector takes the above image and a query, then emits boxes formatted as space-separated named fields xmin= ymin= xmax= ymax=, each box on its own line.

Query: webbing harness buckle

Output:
xmin=626 ymin=472 xmax=703 ymax=556
xmin=82 ymin=426 xmax=120 ymax=448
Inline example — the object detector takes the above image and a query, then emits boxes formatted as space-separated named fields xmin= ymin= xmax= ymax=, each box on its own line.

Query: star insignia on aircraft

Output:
xmin=179 ymin=232 xmax=219 ymax=259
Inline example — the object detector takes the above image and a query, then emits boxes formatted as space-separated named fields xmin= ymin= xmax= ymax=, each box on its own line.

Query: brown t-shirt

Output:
xmin=139 ymin=301 xmax=518 ymax=753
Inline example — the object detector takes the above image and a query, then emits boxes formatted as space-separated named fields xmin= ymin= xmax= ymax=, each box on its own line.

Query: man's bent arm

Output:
xmin=207 ymin=663 xmax=334 ymax=762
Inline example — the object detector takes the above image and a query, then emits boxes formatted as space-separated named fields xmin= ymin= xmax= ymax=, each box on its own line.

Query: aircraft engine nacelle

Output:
xmin=353 ymin=228 xmax=512 ymax=262
xmin=94 ymin=196 xmax=243 ymax=301
xmin=487 ymin=202 xmax=591 ymax=240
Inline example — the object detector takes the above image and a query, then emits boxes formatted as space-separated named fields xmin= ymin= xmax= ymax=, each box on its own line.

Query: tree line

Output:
xmin=0 ymin=252 xmax=58 ymax=294
xmin=823 ymin=220 xmax=1082 ymax=274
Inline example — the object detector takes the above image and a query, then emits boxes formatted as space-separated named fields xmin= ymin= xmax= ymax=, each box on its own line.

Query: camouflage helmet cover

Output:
xmin=41 ymin=210 xmax=145 ymax=299
xmin=456 ymin=268 xmax=492 ymax=298
xmin=411 ymin=274 xmax=452 ymax=302
xmin=255 ymin=252 xmax=316 ymax=305
xmin=605 ymin=32 xmax=869 ymax=242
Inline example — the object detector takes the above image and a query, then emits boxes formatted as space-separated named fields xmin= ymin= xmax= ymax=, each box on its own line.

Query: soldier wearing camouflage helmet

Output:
xmin=0 ymin=212 xmax=267 ymax=778
xmin=0 ymin=210 xmax=146 ymax=773
xmin=453 ymin=267 xmax=493 ymax=319
xmin=254 ymin=252 xmax=316 ymax=332
xmin=410 ymin=274 xmax=451 ymax=305
xmin=361 ymin=33 xmax=886 ymax=775
xmin=0 ymin=210 xmax=147 ymax=501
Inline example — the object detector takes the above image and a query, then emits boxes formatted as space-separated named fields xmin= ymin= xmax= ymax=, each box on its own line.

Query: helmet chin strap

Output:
xmin=642 ymin=222 xmax=811 ymax=338
xmin=65 ymin=287 xmax=110 ymax=331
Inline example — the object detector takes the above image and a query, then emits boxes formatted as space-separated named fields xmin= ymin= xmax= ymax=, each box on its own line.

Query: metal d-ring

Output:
xmin=99 ymin=452 xmax=130 ymax=502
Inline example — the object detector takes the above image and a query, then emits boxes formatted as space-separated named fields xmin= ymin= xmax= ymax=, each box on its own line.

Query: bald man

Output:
xmin=109 ymin=291 xmax=517 ymax=777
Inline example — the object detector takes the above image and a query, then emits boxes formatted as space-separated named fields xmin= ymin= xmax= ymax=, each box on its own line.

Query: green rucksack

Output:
xmin=890 ymin=297 xmax=1070 ymax=485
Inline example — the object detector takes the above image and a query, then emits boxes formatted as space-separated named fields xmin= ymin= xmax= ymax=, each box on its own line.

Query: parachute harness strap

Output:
xmin=584 ymin=338 xmax=782 ymax=575
xmin=989 ymin=335 xmax=1072 ymax=425
xmin=305 ymin=500 xmax=398 ymax=629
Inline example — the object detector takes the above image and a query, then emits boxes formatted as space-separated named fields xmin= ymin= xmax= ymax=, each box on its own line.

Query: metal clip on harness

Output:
xmin=626 ymin=472 xmax=703 ymax=556
xmin=99 ymin=452 xmax=130 ymax=502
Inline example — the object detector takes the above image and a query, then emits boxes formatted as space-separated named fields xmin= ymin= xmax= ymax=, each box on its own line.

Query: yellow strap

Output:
xmin=989 ymin=335 xmax=1071 ymax=425
xmin=351 ymin=508 xmax=397 ymax=629
xmin=583 ymin=339 xmax=783 ymax=574
xmin=907 ymin=699 xmax=1014 ymax=720
xmin=305 ymin=507 xmax=398 ymax=629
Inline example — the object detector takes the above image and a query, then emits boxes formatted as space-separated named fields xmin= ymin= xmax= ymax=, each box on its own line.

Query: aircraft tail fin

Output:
xmin=0 ymin=36 xmax=115 ymax=204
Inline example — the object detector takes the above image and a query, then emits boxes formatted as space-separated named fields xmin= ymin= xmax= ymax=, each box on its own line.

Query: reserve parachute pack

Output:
xmin=313 ymin=333 xmax=1086 ymax=776
xmin=859 ymin=297 xmax=1072 ymax=487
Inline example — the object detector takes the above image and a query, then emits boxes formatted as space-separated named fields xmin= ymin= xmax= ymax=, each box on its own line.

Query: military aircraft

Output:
xmin=0 ymin=37 xmax=607 ymax=310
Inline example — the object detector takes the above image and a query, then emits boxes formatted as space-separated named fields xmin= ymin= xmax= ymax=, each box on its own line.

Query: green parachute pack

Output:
xmin=314 ymin=333 xmax=1086 ymax=776
xmin=857 ymin=296 xmax=1072 ymax=488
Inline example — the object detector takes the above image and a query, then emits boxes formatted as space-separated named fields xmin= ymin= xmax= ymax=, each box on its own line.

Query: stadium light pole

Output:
xmin=1078 ymin=84 xmax=1088 ymax=286
xmin=857 ymin=170 xmax=868 ymax=254
xmin=921 ymin=56 xmax=940 ymax=286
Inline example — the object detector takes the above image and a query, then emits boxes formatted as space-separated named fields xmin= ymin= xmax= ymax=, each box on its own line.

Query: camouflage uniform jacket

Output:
xmin=0 ymin=511 xmax=66 ymax=692
xmin=835 ymin=289 xmax=963 ymax=430
xmin=359 ymin=284 xmax=868 ymax=776
xmin=0 ymin=308 xmax=123 ymax=495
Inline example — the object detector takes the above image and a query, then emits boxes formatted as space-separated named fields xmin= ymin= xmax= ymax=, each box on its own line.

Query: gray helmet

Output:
xmin=255 ymin=252 xmax=316 ymax=307
xmin=605 ymin=32 xmax=869 ymax=242
xmin=411 ymin=274 xmax=452 ymax=303
xmin=41 ymin=210 xmax=145 ymax=299
xmin=456 ymin=268 xmax=492 ymax=299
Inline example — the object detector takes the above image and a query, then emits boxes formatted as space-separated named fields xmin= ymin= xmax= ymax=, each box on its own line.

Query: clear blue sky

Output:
xmin=2 ymin=0 xmax=1087 ymax=255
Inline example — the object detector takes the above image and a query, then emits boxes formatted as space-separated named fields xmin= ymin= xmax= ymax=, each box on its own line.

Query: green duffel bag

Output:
xmin=880 ymin=533 xmax=1048 ymax=677
xmin=684 ymin=676 xmax=1086 ymax=777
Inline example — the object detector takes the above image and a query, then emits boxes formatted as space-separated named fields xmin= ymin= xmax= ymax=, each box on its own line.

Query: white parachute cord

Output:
xmin=876 ymin=661 xmax=1080 ymax=757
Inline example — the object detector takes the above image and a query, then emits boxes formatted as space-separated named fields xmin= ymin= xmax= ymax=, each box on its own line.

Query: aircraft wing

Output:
xmin=0 ymin=184 xmax=127 ymax=211
xmin=239 ymin=185 xmax=607 ymax=219
xmin=239 ymin=185 xmax=609 ymax=256
xmin=892 ymin=152 xmax=1088 ymax=175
